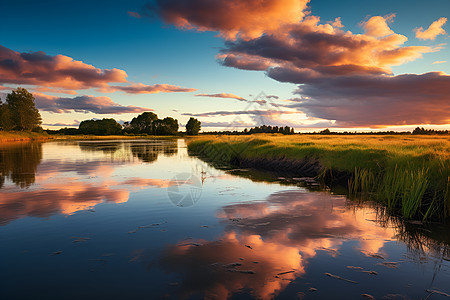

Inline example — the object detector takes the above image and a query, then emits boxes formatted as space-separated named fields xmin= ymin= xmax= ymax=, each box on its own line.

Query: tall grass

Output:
xmin=187 ymin=134 xmax=450 ymax=220
xmin=0 ymin=131 xmax=53 ymax=142
xmin=348 ymin=167 xmax=376 ymax=199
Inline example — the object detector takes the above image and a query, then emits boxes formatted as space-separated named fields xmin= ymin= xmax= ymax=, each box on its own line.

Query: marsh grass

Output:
xmin=0 ymin=132 xmax=180 ymax=142
xmin=0 ymin=131 xmax=52 ymax=142
xmin=188 ymin=134 xmax=450 ymax=220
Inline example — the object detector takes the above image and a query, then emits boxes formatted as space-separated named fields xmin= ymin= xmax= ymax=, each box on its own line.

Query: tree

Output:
xmin=0 ymin=98 xmax=14 ymax=130
xmin=155 ymin=117 xmax=179 ymax=135
xmin=6 ymin=88 xmax=42 ymax=130
xmin=79 ymin=118 xmax=122 ymax=135
xmin=186 ymin=117 xmax=201 ymax=135
xmin=128 ymin=112 xmax=158 ymax=134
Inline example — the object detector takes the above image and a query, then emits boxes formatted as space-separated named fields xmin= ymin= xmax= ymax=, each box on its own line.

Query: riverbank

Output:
xmin=0 ymin=131 xmax=55 ymax=142
xmin=187 ymin=134 xmax=450 ymax=221
xmin=0 ymin=132 xmax=179 ymax=142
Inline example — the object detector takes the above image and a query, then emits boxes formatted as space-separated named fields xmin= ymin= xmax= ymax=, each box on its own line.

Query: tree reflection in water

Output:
xmin=0 ymin=140 xmax=179 ymax=225
xmin=0 ymin=139 xmax=179 ymax=189
xmin=0 ymin=142 xmax=42 ymax=189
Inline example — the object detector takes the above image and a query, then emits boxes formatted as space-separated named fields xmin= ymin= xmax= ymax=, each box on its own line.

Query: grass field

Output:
xmin=187 ymin=134 xmax=450 ymax=221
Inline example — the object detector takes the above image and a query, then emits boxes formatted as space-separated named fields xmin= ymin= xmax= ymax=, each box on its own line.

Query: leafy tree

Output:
xmin=128 ymin=112 xmax=158 ymax=134
xmin=79 ymin=118 xmax=122 ymax=135
xmin=0 ymin=98 xmax=14 ymax=130
xmin=57 ymin=127 xmax=79 ymax=135
xmin=186 ymin=117 xmax=201 ymax=135
xmin=155 ymin=117 xmax=179 ymax=135
xmin=6 ymin=88 xmax=42 ymax=130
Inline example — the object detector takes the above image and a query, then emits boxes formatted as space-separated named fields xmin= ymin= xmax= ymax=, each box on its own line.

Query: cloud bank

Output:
xmin=195 ymin=93 xmax=246 ymax=101
xmin=145 ymin=0 xmax=310 ymax=40
xmin=149 ymin=0 xmax=449 ymax=127
xmin=107 ymin=83 xmax=197 ymax=94
xmin=35 ymin=93 xmax=153 ymax=114
xmin=287 ymin=72 xmax=450 ymax=127
xmin=0 ymin=45 xmax=196 ymax=95
xmin=0 ymin=45 xmax=127 ymax=90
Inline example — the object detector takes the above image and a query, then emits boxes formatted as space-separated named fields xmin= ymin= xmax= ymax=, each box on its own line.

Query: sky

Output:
xmin=0 ymin=0 xmax=449 ymax=132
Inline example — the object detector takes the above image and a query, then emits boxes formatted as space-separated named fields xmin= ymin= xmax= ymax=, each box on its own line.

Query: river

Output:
xmin=1 ymin=139 xmax=449 ymax=299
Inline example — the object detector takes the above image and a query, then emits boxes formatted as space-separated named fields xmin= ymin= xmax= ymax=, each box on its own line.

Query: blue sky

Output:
xmin=1 ymin=0 xmax=449 ymax=131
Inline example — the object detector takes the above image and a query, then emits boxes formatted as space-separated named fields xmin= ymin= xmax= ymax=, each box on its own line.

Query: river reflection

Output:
xmin=1 ymin=139 xmax=449 ymax=299
xmin=158 ymin=190 xmax=450 ymax=299
xmin=0 ymin=142 xmax=43 ymax=189
xmin=159 ymin=191 xmax=392 ymax=299
xmin=0 ymin=139 xmax=178 ymax=225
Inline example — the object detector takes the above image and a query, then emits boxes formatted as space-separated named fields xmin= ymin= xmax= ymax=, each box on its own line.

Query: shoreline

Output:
xmin=187 ymin=134 xmax=450 ymax=221
xmin=0 ymin=132 xmax=181 ymax=143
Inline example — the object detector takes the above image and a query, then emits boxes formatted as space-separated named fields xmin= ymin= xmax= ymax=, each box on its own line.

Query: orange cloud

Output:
xmin=286 ymin=72 xmax=450 ymax=127
xmin=214 ymin=12 xmax=444 ymax=127
xmin=217 ymin=53 xmax=272 ymax=71
xmin=0 ymin=45 xmax=196 ymax=95
xmin=182 ymin=110 xmax=297 ymax=117
xmin=145 ymin=0 xmax=310 ymax=40
xmin=33 ymin=87 xmax=78 ymax=95
xmin=432 ymin=60 xmax=447 ymax=64
xmin=221 ymin=14 xmax=435 ymax=82
xmin=0 ymin=45 xmax=127 ymax=90
xmin=330 ymin=17 xmax=344 ymax=28
xmin=34 ymin=92 xmax=153 ymax=114
xmin=362 ymin=14 xmax=396 ymax=37
xmin=415 ymin=17 xmax=447 ymax=40
xmin=106 ymin=83 xmax=197 ymax=94
xmin=195 ymin=93 xmax=246 ymax=101
xmin=148 ymin=1 xmax=448 ymax=127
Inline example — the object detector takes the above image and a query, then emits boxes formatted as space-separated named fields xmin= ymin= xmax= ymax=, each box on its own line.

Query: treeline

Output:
xmin=201 ymin=126 xmax=450 ymax=136
xmin=246 ymin=125 xmax=294 ymax=134
xmin=203 ymin=125 xmax=295 ymax=135
xmin=50 ymin=114 xmax=202 ymax=136
xmin=412 ymin=127 xmax=449 ymax=135
xmin=315 ymin=128 xmax=449 ymax=135
xmin=0 ymin=88 xmax=42 ymax=131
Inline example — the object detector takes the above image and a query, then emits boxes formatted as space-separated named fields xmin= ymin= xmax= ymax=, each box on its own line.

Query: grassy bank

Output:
xmin=0 ymin=131 xmax=54 ymax=142
xmin=187 ymin=134 xmax=450 ymax=221
xmin=52 ymin=134 xmax=179 ymax=140
xmin=0 ymin=132 xmax=181 ymax=142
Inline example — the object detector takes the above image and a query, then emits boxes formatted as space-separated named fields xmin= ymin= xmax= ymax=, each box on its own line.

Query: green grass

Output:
xmin=187 ymin=134 xmax=450 ymax=221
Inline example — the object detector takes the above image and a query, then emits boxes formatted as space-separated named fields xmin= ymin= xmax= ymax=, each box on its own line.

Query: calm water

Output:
xmin=1 ymin=139 xmax=449 ymax=299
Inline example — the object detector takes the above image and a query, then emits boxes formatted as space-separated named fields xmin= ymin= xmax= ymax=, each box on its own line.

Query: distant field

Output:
xmin=188 ymin=134 xmax=450 ymax=220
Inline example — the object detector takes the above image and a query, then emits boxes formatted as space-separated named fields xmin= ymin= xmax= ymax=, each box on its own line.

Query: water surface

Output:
xmin=1 ymin=139 xmax=449 ymax=299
